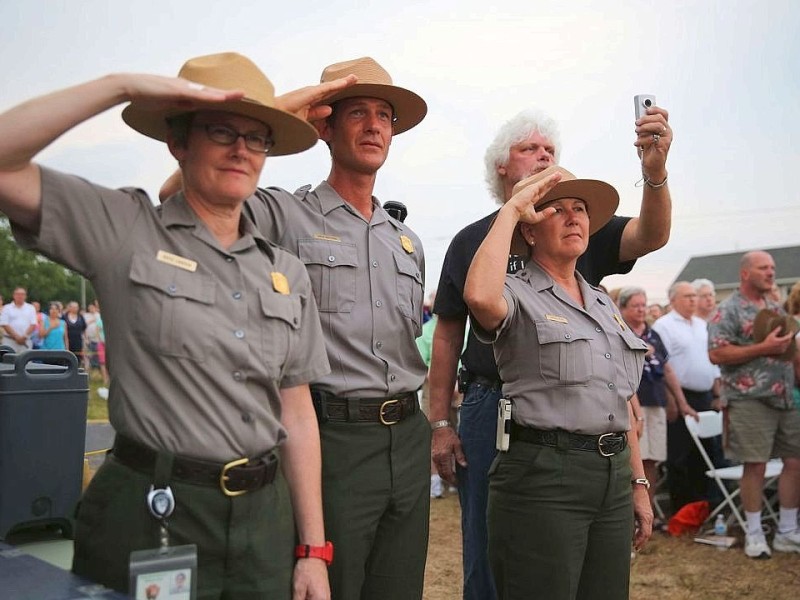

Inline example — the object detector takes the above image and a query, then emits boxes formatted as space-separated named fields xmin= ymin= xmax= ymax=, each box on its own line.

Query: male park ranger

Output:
xmin=163 ymin=57 xmax=430 ymax=599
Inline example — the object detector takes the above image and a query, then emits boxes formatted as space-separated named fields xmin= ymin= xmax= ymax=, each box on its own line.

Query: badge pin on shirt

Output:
xmin=271 ymin=272 xmax=290 ymax=295
xmin=400 ymin=235 xmax=415 ymax=254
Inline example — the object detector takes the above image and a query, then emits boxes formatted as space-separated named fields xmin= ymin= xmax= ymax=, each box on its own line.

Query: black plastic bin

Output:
xmin=0 ymin=350 xmax=89 ymax=539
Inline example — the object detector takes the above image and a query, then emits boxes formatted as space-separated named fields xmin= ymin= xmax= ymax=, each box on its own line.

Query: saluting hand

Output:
xmin=276 ymin=75 xmax=359 ymax=125
xmin=118 ymin=73 xmax=246 ymax=111
xmin=503 ymin=171 xmax=563 ymax=225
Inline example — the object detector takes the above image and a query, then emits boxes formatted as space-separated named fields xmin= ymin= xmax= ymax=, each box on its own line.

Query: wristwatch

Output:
xmin=631 ymin=477 xmax=651 ymax=490
xmin=295 ymin=541 xmax=334 ymax=565
xmin=430 ymin=419 xmax=451 ymax=431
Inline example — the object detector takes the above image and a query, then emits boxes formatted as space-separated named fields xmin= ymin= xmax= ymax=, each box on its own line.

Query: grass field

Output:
xmin=86 ymin=370 xmax=108 ymax=421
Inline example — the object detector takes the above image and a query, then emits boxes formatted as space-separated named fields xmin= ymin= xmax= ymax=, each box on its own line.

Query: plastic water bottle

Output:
xmin=714 ymin=514 xmax=728 ymax=536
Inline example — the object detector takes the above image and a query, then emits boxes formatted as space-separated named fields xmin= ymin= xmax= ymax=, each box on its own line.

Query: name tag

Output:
xmin=156 ymin=250 xmax=197 ymax=272
xmin=613 ymin=314 xmax=627 ymax=330
xmin=545 ymin=314 xmax=568 ymax=324
xmin=313 ymin=234 xmax=341 ymax=242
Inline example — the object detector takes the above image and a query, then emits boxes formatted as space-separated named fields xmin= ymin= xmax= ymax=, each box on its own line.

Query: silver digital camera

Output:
xmin=634 ymin=94 xmax=656 ymax=120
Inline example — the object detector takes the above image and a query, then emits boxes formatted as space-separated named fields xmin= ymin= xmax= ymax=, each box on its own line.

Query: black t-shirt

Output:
xmin=433 ymin=209 xmax=634 ymax=380
xmin=63 ymin=314 xmax=87 ymax=353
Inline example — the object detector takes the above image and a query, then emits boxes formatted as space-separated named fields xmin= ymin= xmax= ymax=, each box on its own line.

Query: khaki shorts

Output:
xmin=727 ymin=398 xmax=800 ymax=462
xmin=638 ymin=406 xmax=667 ymax=462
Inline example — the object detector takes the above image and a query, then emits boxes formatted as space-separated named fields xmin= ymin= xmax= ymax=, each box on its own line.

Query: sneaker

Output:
xmin=430 ymin=475 xmax=443 ymax=499
xmin=773 ymin=529 xmax=800 ymax=553
xmin=744 ymin=532 xmax=772 ymax=559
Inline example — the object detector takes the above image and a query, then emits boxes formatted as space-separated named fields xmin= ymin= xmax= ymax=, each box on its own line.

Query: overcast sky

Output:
xmin=1 ymin=0 xmax=797 ymax=303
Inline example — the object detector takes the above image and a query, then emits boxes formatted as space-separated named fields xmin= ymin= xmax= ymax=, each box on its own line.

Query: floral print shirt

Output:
xmin=708 ymin=290 xmax=793 ymax=407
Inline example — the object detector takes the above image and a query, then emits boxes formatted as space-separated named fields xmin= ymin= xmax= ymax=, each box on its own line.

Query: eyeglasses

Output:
xmin=195 ymin=124 xmax=274 ymax=154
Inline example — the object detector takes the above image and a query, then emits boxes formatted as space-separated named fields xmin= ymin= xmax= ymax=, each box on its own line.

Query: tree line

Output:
xmin=0 ymin=217 xmax=95 ymax=305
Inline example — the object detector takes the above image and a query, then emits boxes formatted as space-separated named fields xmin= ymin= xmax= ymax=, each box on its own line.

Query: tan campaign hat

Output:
xmin=511 ymin=165 xmax=619 ymax=235
xmin=122 ymin=52 xmax=318 ymax=156
xmin=320 ymin=57 xmax=427 ymax=134
xmin=752 ymin=308 xmax=798 ymax=361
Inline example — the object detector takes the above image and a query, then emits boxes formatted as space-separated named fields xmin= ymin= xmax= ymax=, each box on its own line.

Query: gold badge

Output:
xmin=271 ymin=272 xmax=290 ymax=295
xmin=400 ymin=235 xmax=415 ymax=254
xmin=545 ymin=314 xmax=568 ymax=324
xmin=156 ymin=250 xmax=197 ymax=272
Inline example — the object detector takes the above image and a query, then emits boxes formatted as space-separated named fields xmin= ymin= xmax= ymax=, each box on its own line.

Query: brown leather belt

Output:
xmin=510 ymin=422 xmax=627 ymax=457
xmin=111 ymin=434 xmax=278 ymax=496
xmin=311 ymin=390 xmax=418 ymax=425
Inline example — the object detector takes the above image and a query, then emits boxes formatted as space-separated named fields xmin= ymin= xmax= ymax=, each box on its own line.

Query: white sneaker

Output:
xmin=430 ymin=475 xmax=443 ymax=499
xmin=744 ymin=532 xmax=772 ymax=559
xmin=773 ymin=529 xmax=800 ymax=553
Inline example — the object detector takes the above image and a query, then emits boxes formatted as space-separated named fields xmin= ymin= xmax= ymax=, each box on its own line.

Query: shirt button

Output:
xmin=233 ymin=371 xmax=243 ymax=381
xmin=226 ymin=257 xmax=234 ymax=263
xmin=608 ymin=414 xmax=615 ymax=421
xmin=234 ymin=330 xmax=245 ymax=339
xmin=241 ymin=413 xmax=253 ymax=424
xmin=232 ymin=291 xmax=242 ymax=300
xmin=596 ymin=327 xmax=602 ymax=332
xmin=372 ymin=260 xmax=378 ymax=268
xmin=390 ymin=374 xmax=397 ymax=381
xmin=608 ymin=382 xmax=615 ymax=389
xmin=375 ymin=300 xmax=382 ymax=307
xmin=605 ymin=353 xmax=611 ymax=359
xmin=328 ymin=255 xmax=335 ymax=262
xmin=293 ymin=317 xmax=299 ymax=325
xmin=565 ymin=334 xmax=572 ymax=339
xmin=167 ymin=284 xmax=177 ymax=295
xmin=376 ymin=341 xmax=383 ymax=349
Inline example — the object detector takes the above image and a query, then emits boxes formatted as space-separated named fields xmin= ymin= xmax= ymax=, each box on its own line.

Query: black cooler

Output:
xmin=0 ymin=350 xmax=89 ymax=539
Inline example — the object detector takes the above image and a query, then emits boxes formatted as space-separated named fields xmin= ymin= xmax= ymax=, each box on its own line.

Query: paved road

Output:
xmin=85 ymin=422 xmax=115 ymax=473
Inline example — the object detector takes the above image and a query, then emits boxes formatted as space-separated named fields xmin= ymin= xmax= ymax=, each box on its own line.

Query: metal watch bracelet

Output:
xmin=430 ymin=419 xmax=451 ymax=431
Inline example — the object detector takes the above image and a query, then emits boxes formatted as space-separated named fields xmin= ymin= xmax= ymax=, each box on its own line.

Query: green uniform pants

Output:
xmin=488 ymin=437 xmax=633 ymax=600
xmin=321 ymin=410 xmax=431 ymax=599
xmin=73 ymin=455 xmax=294 ymax=599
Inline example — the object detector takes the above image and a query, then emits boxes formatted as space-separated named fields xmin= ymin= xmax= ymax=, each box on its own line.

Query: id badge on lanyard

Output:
xmin=128 ymin=484 xmax=198 ymax=599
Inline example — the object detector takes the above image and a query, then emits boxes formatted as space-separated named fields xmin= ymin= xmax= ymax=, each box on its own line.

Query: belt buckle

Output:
xmin=597 ymin=433 xmax=616 ymax=457
xmin=379 ymin=399 xmax=400 ymax=425
xmin=220 ymin=457 xmax=249 ymax=497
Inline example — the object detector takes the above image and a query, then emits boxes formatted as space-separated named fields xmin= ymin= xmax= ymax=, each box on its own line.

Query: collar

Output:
xmin=518 ymin=262 xmax=608 ymax=309
xmin=160 ymin=192 xmax=274 ymax=259
xmin=311 ymin=181 xmax=395 ymax=228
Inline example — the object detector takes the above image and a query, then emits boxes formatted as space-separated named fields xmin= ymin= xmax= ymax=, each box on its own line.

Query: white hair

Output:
xmin=691 ymin=278 xmax=715 ymax=293
xmin=618 ymin=286 xmax=647 ymax=308
xmin=483 ymin=110 xmax=561 ymax=204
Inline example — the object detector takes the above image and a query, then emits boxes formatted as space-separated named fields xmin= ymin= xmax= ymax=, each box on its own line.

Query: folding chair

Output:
xmin=684 ymin=411 xmax=783 ymax=532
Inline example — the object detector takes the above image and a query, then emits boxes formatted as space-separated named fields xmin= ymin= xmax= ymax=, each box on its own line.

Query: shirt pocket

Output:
xmin=535 ymin=320 xmax=594 ymax=385
xmin=129 ymin=253 xmax=216 ymax=362
xmin=258 ymin=288 xmax=302 ymax=380
xmin=617 ymin=330 xmax=648 ymax=391
xmin=393 ymin=251 xmax=424 ymax=331
xmin=298 ymin=239 xmax=358 ymax=313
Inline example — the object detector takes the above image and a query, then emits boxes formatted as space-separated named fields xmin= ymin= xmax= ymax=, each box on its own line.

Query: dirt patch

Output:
xmin=424 ymin=494 xmax=800 ymax=599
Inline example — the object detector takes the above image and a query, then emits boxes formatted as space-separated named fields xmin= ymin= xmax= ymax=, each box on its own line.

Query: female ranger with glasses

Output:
xmin=0 ymin=52 xmax=355 ymax=599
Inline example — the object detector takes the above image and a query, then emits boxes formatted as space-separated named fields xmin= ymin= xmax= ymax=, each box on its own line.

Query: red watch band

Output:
xmin=295 ymin=541 xmax=334 ymax=565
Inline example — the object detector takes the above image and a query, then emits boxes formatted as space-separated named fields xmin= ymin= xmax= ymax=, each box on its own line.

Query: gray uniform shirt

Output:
xmin=474 ymin=262 xmax=647 ymax=434
xmin=248 ymin=182 xmax=426 ymax=397
xmin=12 ymin=167 xmax=330 ymax=461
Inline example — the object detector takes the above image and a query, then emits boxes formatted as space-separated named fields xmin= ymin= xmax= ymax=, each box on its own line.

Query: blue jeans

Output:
xmin=457 ymin=382 xmax=502 ymax=600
